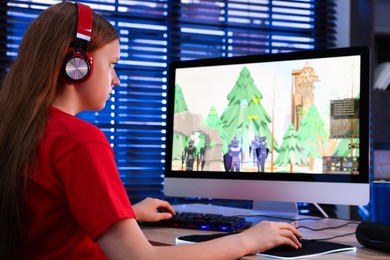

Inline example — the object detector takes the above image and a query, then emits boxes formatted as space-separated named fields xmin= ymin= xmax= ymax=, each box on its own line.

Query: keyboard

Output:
xmin=141 ymin=211 xmax=252 ymax=232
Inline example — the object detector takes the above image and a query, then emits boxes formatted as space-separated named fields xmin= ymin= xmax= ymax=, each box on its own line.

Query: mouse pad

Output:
xmin=259 ymin=239 xmax=356 ymax=259
xmin=176 ymin=233 xmax=356 ymax=259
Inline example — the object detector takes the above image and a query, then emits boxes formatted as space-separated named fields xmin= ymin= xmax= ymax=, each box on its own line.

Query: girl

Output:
xmin=0 ymin=2 xmax=301 ymax=259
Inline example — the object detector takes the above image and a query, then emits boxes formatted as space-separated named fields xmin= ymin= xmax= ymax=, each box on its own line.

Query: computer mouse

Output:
xmin=296 ymin=235 xmax=302 ymax=244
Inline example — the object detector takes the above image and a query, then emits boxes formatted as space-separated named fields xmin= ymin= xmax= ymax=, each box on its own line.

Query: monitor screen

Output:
xmin=164 ymin=47 xmax=370 ymax=209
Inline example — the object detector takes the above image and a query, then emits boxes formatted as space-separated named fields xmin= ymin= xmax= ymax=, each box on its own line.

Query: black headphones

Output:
xmin=61 ymin=2 xmax=93 ymax=84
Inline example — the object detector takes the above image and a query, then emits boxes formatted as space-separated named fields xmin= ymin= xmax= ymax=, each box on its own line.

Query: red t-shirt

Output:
xmin=14 ymin=107 xmax=136 ymax=259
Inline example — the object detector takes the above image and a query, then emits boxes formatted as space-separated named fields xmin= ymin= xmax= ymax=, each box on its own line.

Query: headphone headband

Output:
xmin=75 ymin=2 xmax=92 ymax=42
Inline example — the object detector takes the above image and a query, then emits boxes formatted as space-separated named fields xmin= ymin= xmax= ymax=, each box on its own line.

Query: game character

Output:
xmin=196 ymin=146 xmax=206 ymax=171
xmin=228 ymin=137 xmax=242 ymax=172
xmin=250 ymin=135 xmax=261 ymax=166
xmin=184 ymin=140 xmax=196 ymax=171
xmin=255 ymin=136 xmax=268 ymax=172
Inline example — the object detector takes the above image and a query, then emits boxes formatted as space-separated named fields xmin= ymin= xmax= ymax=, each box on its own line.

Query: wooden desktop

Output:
xmin=140 ymin=204 xmax=389 ymax=259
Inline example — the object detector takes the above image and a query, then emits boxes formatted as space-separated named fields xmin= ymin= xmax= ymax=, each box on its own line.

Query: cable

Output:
xmin=296 ymin=221 xmax=360 ymax=241
xmin=297 ymin=221 xmax=359 ymax=231
xmin=302 ymin=232 xmax=357 ymax=241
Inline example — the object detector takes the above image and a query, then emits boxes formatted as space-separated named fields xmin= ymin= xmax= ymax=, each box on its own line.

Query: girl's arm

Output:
xmin=97 ymin=218 xmax=302 ymax=260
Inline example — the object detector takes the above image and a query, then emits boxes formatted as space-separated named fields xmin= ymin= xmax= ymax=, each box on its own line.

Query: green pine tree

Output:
xmin=205 ymin=106 xmax=228 ymax=153
xmin=172 ymin=84 xmax=189 ymax=160
xmin=174 ymin=83 xmax=189 ymax=113
xmin=275 ymin=123 xmax=309 ymax=172
xmin=297 ymin=104 xmax=327 ymax=169
xmin=332 ymin=138 xmax=359 ymax=157
xmin=220 ymin=66 xmax=276 ymax=155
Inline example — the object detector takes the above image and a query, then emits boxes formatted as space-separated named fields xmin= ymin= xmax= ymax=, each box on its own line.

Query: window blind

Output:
xmin=1 ymin=0 xmax=337 ymax=208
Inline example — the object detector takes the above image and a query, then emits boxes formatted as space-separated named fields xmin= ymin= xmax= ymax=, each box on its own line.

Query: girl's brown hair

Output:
xmin=0 ymin=2 xmax=119 ymax=258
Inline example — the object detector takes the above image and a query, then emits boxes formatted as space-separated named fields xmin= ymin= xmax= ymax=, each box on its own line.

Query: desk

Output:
xmin=140 ymin=204 xmax=389 ymax=259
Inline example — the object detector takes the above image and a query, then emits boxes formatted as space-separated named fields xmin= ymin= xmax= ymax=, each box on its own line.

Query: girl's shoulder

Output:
xmin=48 ymin=107 xmax=108 ymax=145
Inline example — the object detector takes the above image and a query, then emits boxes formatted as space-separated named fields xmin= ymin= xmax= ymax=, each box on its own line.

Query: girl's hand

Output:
xmin=132 ymin=197 xmax=176 ymax=222
xmin=238 ymin=220 xmax=303 ymax=254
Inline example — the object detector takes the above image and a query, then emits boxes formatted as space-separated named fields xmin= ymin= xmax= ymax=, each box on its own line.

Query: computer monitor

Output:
xmin=163 ymin=46 xmax=371 ymax=215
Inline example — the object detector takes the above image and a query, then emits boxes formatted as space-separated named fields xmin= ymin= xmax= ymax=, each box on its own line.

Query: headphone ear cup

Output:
xmin=61 ymin=47 xmax=94 ymax=83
